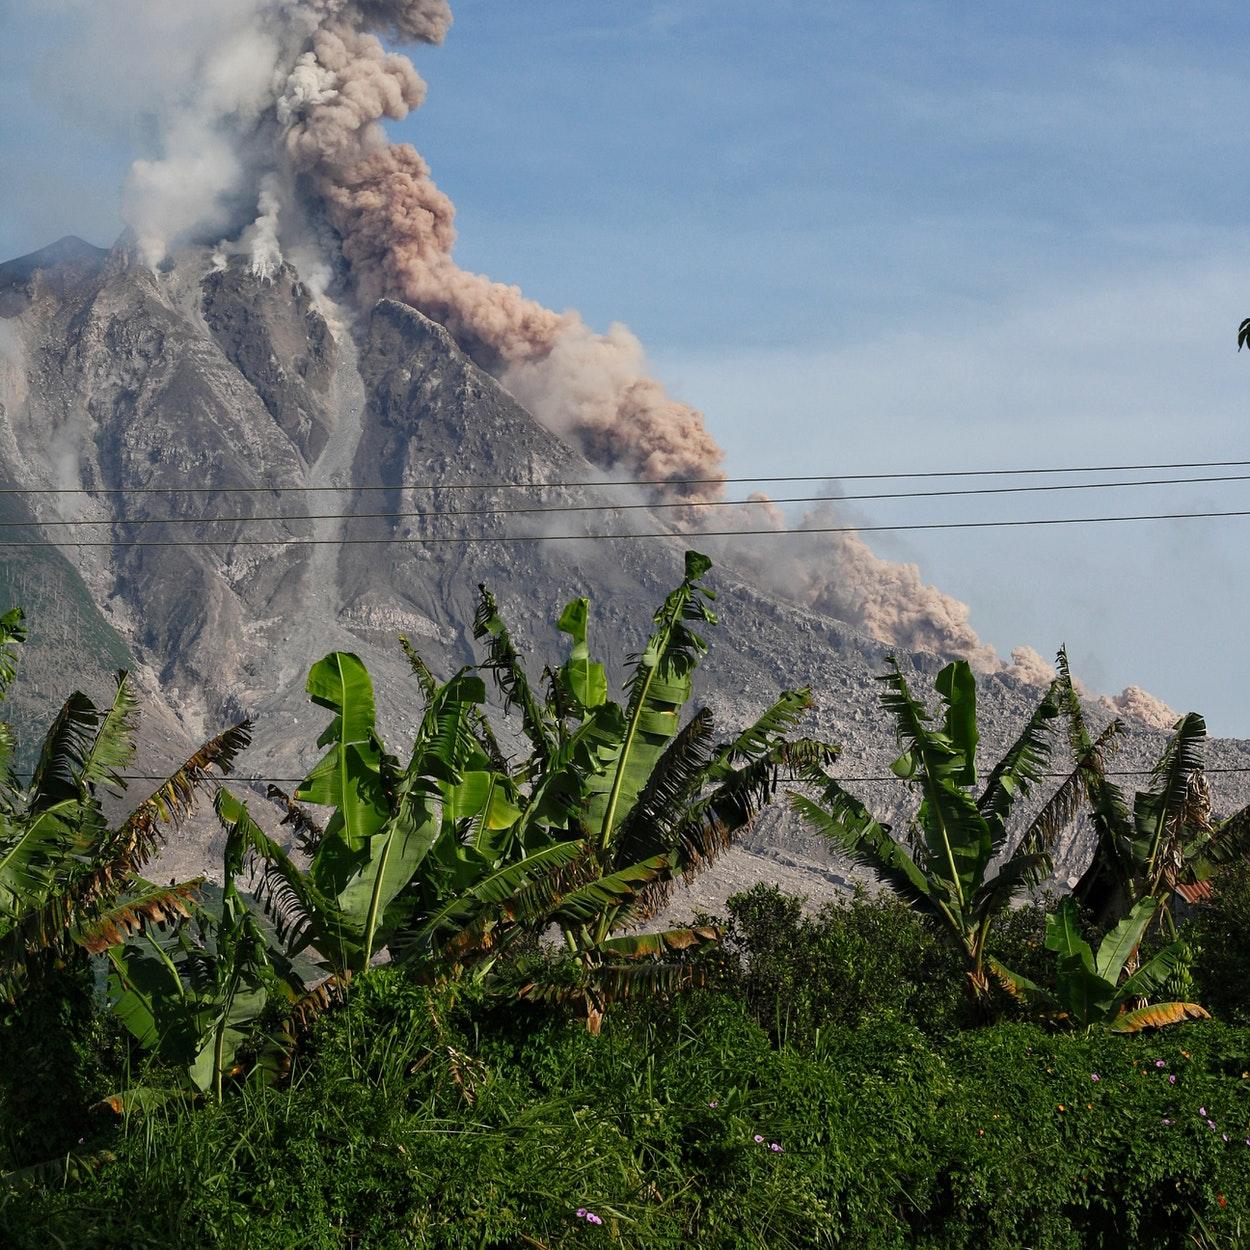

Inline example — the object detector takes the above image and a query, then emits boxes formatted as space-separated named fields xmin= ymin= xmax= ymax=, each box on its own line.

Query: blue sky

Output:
xmin=2 ymin=1 xmax=1249 ymax=733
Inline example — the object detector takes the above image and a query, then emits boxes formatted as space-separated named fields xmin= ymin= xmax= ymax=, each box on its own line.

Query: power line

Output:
xmin=2 ymin=506 xmax=1250 ymax=548
xmin=8 ymin=471 xmax=1250 ymax=529
xmin=2 ymin=456 xmax=1250 ymax=496
xmin=22 ymin=765 xmax=1250 ymax=785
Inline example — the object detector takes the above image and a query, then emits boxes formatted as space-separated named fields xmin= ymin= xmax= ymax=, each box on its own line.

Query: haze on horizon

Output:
xmin=1 ymin=0 xmax=1247 ymax=732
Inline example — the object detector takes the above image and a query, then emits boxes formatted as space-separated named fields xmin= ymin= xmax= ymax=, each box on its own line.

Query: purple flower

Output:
xmin=708 ymin=1100 xmax=718 ymax=1108
xmin=587 ymin=1214 xmax=603 ymax=1226
xmin=1200 ymin=1107 xmax=1208 ymax=1117
xmin=1155 ymin=1059 xmax=1166 ymax=1068
xmin=770 ymin=1142 xmax=783 ymax=1152
xmin=1223 ymin=1134 xmax=1230 ymax=1142
xmin=577 ymin=1209 xmax=587 ymax=1219
xmin=753 ymin=1134 xmax=764 ymax=1143
xmin=1090 ymin=1074 xmax=1100 ymax=1082
xmin=1162 ymin=1119 xmax=1173 ymax=1126
xmin=1168 ymin=1075 xmax=1177 ymax=1085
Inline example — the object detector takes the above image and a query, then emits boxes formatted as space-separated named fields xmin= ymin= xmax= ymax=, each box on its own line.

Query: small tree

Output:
xmin=794 ymin=657 xmax=1096 ymax=1003
xmin=1059 ymin=650 xmax=1250 ymax=935
xmin=107 ymin=792 xmax=303 ymax=1102
xmin=0 ymin=607 xmax=252 ymax=1001
xmin=238 ymin=553 xmax=832 ymax=1031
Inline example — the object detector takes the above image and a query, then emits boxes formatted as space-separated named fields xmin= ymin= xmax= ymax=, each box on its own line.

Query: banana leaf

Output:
xmin=297 ymin=652 xmax=386 ymax=860
xmin=585 ymin=551 xmax=715 ymax=848
xmin=557 ymin=597 xmax=607 ymax=711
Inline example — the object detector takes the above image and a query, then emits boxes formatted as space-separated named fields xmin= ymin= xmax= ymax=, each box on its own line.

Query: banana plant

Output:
xmin=990 ymin=896 xmax=1209 ymax=1032
xmin=442 ymin=552 xmax=835 ymax=1029
xmin=228 ymin=555 xmax=829 ymax=1031
xmin=244 ymin=650 xmax=516 ymax=979
xmin=794 ymin=656 xmax=1101 ymax=1002
xmin=0 ymin=617 xmax=251 ymax=999
xmin=1057 ymin=651 xmax=1250 ymax=931
xmin=107 ymin=791 xmax=302 ymax=1101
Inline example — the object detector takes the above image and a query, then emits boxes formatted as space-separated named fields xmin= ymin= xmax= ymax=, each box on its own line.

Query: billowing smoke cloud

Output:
xmin=1003 ymin=645 xmax=1055 ymax=688
xmin=273 ymin=15 xmax=726 ymax=493
xmin=950 ymin=643 xmax=1180 ymax=733
xmin=20 ymin=0 xmax=1139 ymax=681
xmin=715 ymin=510 xmax=1000 ymax=671
xmin=1104 ymin=685 xmax=1178 ymax=730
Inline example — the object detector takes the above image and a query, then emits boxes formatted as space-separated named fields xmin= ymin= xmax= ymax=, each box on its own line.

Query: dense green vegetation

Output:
xmin=3 ymin=556 xmax=1250 ymax=1246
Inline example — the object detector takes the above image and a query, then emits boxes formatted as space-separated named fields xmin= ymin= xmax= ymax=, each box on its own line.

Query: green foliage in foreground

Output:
xmin=208 ymin=551 xmax=825 ymax=1035
xmin=3 ymin=974 xmax=1249 ymax=1250
xmin=6 ymin=570 xmax=1250 ymax=1245
xmin=4 ymin=882 xmax=1250 ymax=1248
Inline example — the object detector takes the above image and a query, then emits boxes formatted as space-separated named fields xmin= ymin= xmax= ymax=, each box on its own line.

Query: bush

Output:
xmin=0 ymin=953 xmax=129 ymax=1172
xmin=714 ymin=884 xmax=966 ymax=1041
xmin=715 ymin=884 xmax=1054 ymax=1042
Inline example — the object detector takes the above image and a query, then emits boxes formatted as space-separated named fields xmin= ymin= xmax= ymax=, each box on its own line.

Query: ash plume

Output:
xmin=717 ymin=511 xmax=1000 ymax=671
xmin=1003 ymin=645 xmax=1055 ymax=687
xmin=22 ymin=0 xmax=1061 ymax=675
xmin=278 ymin=19 xmax=725 ymax=495
xmin=1104 ymin=685 xmax=1178 ymax=730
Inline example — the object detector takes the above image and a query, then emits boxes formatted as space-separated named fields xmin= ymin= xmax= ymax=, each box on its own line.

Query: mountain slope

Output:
xmin=1 ymin=237 xmax=1246 ymax=901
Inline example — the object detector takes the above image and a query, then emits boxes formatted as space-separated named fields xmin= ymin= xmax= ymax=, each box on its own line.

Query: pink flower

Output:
xmin=1200 ymin=1107 xmax=1208 ymax=1117
xmin=1168 ymin=1075 xmax=1176 ymax=1085
xmin=1162 ymin=1119 xmax=1172 ymax=1126
xmin=1155 ymin=1059 xmax=1166 ymax=1068
xmin=753 ymin=1134 xmax=764 ymax=1143
xmin=1090 ymin=1074 xmax=1100 ymax=1082
xmin=769 ymin=1142 xmax=783 ymax=1152
xmin=708 ymin=1100 xmax=718 ymax=1108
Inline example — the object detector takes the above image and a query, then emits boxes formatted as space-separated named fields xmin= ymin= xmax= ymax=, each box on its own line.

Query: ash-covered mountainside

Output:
xmin=1 ymin=236 xmax=1247 ymax=902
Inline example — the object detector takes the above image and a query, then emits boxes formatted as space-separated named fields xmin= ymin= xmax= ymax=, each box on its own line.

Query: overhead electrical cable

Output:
xmin=17 ymin=765 xmax=1250 ymax=784
xmin=0 ymin=456 xmax=1249 ymax=496
xmin=7 ymin=471 xmax=1250 ymax=529
xmin=2 ymin=506 xmax=1250 ymax=548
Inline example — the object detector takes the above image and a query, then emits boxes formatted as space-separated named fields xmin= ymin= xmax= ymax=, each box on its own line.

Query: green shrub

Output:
xmin=0 ymin=953 xmax=129 ymax=1172
xmin=716 ymin=884 xmax=1054 ymax=1042
xmin=1188 ymin=860 xmax=1250 ymax=1026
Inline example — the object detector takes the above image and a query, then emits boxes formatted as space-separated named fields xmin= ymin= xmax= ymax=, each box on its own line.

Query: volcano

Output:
xmin=2 ymin=236 xmax=1246 ymax=905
